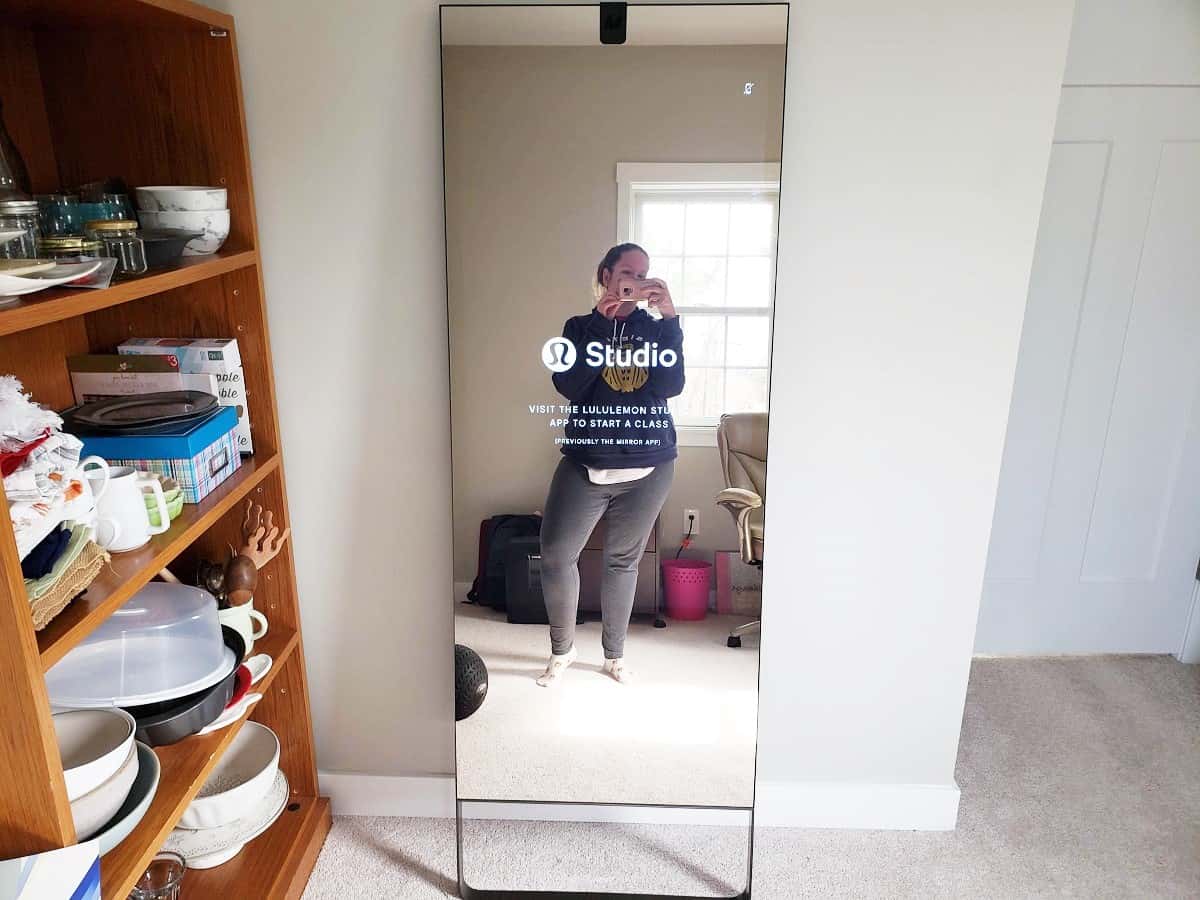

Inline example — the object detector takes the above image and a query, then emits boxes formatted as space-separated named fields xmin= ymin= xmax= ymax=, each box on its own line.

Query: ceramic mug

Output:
xmin=218 ymin=601 xmax=268 ymax=655
xmin=86 ymin=466 xmax=170 ymax=553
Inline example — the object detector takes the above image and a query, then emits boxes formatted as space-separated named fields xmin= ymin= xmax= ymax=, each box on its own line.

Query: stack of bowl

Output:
xmin=165 ymin=723 xmax=287 ymax=869
xmin=54 ymin=708 xmax=162 ymax=854
xmin=143 ymin=476 xmax=184 ymax=528
xmin=135 ymin=186 xmax=230 ymax=256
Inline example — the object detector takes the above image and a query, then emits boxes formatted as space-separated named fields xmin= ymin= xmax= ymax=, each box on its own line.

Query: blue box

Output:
xmin=78 ymin=406 xmax=242 ymax=504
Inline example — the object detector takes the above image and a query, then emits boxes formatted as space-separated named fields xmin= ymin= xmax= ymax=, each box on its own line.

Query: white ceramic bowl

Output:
xmin=95 ymin=742 xmax=160 ymax=856
xmin=135 ymin=185 xmax=227 ymax=212
xmin=71 ymin=741 xmax=139 ymax=840
xmin=137 ymin=210 xmax=230 ymax=256
xmin=178 ymin=722 xmax=279 ymax=830
xmin=54 ymin=708 xmax=136 ymax=802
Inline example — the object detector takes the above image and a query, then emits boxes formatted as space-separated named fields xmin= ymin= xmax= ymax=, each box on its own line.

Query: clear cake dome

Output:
xmin=46 ymin=582 xmax=234 ymax=708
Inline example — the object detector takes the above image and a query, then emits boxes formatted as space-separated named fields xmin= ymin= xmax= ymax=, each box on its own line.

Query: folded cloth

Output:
xmin=9 ymin=498 xmax=65 ymax=560
xmin=25 ymin=524 xmax=95 ymax=602
xmin=21 ymin=525 xmax=71 ymax=580
xmin=29 ymin=540 xmax=108 ymax=632
xmin=3 ymin=431 xmax=84 ymax=503
xmin=0 ymin=430 xmax=50 ymax=477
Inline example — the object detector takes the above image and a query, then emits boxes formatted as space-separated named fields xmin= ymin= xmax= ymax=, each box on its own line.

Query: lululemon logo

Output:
xmin=541 ymin=337 xmax=576 ymax=373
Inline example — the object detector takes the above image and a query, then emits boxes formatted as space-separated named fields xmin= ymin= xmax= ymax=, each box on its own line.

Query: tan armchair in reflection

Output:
xmin=715 ymin=412 xmax=766 ymax=648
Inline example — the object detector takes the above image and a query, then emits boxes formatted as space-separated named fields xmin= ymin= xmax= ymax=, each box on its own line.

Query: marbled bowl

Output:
xmin=135 ymin=185 xmax=227 ymax=212
xmin=138 ymin=209 xmax=230 ymax=255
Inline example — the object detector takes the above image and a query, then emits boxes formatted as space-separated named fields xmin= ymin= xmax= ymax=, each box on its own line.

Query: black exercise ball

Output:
xmin=455 ymin=644 xmax=488 ymax=721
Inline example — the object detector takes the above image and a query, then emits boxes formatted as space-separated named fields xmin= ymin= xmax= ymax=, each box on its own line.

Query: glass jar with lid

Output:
xmin=37 ymin=235 xmax=102 ymax=261
xmin=0 ymin=198 xmax=41 ymax=259
xmin=86 ymin=219 xmax=147 ymax=276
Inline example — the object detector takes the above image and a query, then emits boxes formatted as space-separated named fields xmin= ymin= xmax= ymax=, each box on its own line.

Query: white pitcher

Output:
xmin=86 ymin=466 xmax=170 ymax=553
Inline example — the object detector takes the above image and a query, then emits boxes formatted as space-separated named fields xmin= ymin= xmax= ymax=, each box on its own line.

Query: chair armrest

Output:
xmin=715 ymin=487 xmax=762 ymax=511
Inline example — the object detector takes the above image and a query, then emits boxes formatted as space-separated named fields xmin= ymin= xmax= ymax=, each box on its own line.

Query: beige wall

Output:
xmin=444 ymin=45 xmax=785 ymax=580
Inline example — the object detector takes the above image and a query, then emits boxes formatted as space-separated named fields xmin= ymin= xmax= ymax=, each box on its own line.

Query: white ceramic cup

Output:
xmin=86 ymin=466 xmax=170 ymax=553
xmin=218 ymin=601 xmax=269 ymax=655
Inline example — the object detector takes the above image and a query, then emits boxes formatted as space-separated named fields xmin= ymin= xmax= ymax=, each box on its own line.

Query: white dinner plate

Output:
xmin=0 ymin=260 xmax=103 ymax=297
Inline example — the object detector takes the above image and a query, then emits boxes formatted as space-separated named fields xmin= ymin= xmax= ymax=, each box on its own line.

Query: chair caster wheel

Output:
xmin=654 ymin=617 xmax=667 ymax=628
xmin=727 ymin=636 xmax=742 ymax=648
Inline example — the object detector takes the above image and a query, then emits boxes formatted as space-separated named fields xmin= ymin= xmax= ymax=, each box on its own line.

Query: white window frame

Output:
xmin=616 ymin=162 xmax=780 ymax=448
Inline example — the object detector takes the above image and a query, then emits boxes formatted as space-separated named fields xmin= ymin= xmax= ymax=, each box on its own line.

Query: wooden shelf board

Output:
xmin=183 ymin=796 xmax=332 ymax=900
xmin=0 ymin=249 xmax=258 ymax=338
xmin=0 ymin=0 xmax=234 ymax=31
xmin=100 ymin=625 xmax=302 ymax=900
xmin=38 ymin=452 xmax=280 ymax=671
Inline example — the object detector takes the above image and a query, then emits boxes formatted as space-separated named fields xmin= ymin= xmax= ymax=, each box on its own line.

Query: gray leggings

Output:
xmin=540 ymin=458 xmax=674 ymax=659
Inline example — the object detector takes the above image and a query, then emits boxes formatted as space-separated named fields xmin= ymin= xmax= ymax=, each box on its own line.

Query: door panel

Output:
xmin=978 ymin=88 xmax=1200 ymax=653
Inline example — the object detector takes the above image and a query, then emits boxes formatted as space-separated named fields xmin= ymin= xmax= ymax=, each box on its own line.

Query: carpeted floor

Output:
xmin=302 ymin=656 xmax=1200 ymax=899
xmin=454 ymin=603 xmax=759 ymax=806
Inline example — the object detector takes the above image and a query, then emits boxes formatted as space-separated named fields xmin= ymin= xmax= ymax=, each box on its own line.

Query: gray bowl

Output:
xmin=93 ymin=742 xmax=161 ymax=856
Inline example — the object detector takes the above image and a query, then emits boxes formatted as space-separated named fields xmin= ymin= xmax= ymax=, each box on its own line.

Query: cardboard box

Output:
xmin=116 ymin=338 xmax=252 ymax=454
xmin=118 ymin=337 xmax=242 ymax=374
xmin=77 ymin=406 xmax=242 ymax=504
xmin=68 ymin=354 xmax=217 ymax=406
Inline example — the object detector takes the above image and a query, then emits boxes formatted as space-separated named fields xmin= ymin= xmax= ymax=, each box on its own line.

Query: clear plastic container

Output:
xmin=46 ymin=582 xmax=234 ymax=708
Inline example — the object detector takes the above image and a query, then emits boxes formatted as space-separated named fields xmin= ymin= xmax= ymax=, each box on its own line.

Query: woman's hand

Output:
xmin=597 ymin=291 xmax=639 ymax=320
xmin=643 ymin=279 xmax=676 ymax=318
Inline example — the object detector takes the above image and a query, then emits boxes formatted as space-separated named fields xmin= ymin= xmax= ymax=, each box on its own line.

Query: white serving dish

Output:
xmin=136 ymin=210 xmax=229 ymax=255
xmin=165 ymin=770 xmax=288 ymax=869
xmin=178 ymin=722 xmax=279 ymax=829
xmin=46 ymin=582 xmax=233 ymax=708
xmin=95 ymin=742 xmax=160 ymax=856
xmin=135 ymin=185 xmax=227 ymax=212
xmin=0 ymin=260 xmax=104 ymax=297
xmin=70 ymin=741 xmax=138 ymax=840
xmin=54 ymin=708 xmax=136 ymax=801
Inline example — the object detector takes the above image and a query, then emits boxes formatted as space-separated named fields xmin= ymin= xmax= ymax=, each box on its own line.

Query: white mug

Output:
xmin=218 ymin=601 xmax=269 ymax=655
xmin=86 ymin=466 xmax=170 ymax=553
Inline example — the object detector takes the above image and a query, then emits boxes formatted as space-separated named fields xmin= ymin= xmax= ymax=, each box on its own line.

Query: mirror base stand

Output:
xmin=456 ymin=800 xmax=754 ymax=899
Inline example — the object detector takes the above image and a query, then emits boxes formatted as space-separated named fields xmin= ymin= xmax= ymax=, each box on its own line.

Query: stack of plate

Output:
xmin=0 ymin=257 xmax=103 ymax=299
xmin=164 ymin=723 xmax=287 ymax=869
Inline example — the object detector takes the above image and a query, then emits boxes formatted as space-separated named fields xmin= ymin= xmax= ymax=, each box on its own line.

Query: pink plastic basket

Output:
xmin=662 ymin=559 xmax=712 ymax=620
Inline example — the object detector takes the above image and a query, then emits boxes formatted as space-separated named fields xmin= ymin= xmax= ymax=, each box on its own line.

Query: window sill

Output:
xmin=676 ymin=425 xmax=718 ymax=448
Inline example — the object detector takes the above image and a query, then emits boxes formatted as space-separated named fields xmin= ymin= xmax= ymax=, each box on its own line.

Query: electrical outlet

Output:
xmin=684 ymin=508 xmax=699 ymax=536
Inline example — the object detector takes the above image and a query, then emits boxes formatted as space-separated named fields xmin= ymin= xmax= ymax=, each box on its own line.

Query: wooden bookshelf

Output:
xmin=0 ymin=0 xmax=329 ymax=896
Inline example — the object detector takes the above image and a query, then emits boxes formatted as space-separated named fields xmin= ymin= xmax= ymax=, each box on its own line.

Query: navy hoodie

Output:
xmin=551 ymin=308 xmax=685 ymax=468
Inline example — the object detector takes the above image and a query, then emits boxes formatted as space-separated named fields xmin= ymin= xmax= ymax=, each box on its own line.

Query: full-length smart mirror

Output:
xmin=443 ymin=4 xmax=785 ymax=896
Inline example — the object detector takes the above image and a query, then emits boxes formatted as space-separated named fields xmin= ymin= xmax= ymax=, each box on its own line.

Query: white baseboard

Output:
xmin=754 ymin=780 xmax=960 ymax=830
xmin=320 ymin=772 xmax=958 ymax=831
xmin=319 ymin=772 xmax=455 ymax=818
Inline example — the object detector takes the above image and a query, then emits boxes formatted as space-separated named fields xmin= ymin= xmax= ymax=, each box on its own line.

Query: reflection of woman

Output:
xmin=537 ymin=243 xmax=685 ymax=686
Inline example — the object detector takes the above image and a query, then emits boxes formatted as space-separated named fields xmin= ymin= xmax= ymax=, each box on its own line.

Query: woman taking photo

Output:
xmin=537 ymin=243 xmax=685 ymax=686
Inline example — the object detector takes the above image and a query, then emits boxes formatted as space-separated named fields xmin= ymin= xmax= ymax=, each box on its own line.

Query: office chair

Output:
xmin=714 ymin=412 xmax=766 ymax=648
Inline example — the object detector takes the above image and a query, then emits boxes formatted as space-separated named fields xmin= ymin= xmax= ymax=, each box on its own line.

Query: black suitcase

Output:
xmin=504 ymin=536 xmax=548 ymax=624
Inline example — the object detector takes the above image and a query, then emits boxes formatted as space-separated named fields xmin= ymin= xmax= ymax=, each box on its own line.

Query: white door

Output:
xmin=978 ymin=87 xmax=1200 ymax=655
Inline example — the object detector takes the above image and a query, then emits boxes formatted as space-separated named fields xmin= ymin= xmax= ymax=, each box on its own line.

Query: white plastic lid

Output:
xmin=47 ymin=582 xmax=234 ymax=708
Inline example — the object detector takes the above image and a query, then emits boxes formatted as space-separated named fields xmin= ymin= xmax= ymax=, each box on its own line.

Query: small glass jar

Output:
xmin=0 ymin=198 xmax=41 ymax=259
xmin=35 ymin=193 xmax=82 ymax=237
xmin=37 ymin=235 xmax=102 ymax=261
xmin=87 ymin=219 xmax=147 ymax=276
